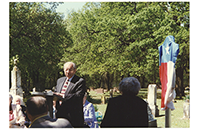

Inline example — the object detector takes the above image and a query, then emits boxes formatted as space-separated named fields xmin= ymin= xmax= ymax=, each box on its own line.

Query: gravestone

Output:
xmin=109 ymin=89 xmax=113 ymax=98
xmin=147 ymin=84 xmax=159 ymax=117
xmin=10 ymin=59 xmax=23 ymax=99
xmin=33 ymin=87 xmax=36 ymax=92
xmin=182 ymin=99 xmax=190 ymax=119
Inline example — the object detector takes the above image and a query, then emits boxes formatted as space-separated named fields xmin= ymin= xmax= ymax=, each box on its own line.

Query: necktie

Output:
xmin=60 ymin=79 xmax=69 ymax=98
xmin=59 ymin=79 xmax=69 ymax=105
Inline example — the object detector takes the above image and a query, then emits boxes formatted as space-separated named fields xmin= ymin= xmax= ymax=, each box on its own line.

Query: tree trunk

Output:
xmin=105 ymin=72 xmax=110 ymax=90
xmin=176 ymin=67 xmax=185 ymax=99
xmin=120 ymin=75 xmax=124 ymax=80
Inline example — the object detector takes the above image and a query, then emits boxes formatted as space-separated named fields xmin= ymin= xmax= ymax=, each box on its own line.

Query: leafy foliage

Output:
xmin=61 ymin=2 xmax=189 ymax=97
xmin=9 ymin=2 xmax=189 ymax=99
xmin=9 ymin=2 xmax=71 ymax=90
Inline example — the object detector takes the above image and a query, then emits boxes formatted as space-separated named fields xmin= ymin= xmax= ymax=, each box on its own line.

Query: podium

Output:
xmin=32 ymin=91 xmax=63 ymax=118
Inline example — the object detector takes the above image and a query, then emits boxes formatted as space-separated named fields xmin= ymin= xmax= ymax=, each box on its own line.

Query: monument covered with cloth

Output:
xmin=158 ymin=35 xmax=179 ymax=110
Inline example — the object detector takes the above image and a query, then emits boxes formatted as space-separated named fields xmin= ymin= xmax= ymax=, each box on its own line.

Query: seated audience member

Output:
xmin=53 ymin=100 xmax=57 ymax=119
xmin=83 ymin=92 xmax=98 ymax=128
xmin=100 ymin=77 xmax=148 ymax=127
xmin=26 ymin=96 xmax=72 ymax=128
xmin=13 ymin=95 xmax=30 ymax=127
xmin=9 ymin=94 xmax=25 ymax=128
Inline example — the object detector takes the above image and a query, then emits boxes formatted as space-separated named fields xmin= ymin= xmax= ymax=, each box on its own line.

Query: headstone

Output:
xmin=147 ymin=84 xmax=159 ymax=117
xmin=109 ymin=89 xmax=113 ymax=98
xmin=182 ymin=99 xmax=190 ymax=119
xmin=33 ymin=87 xmax=36 ymax=92
xmin=10 ymin=59 xmax=23 ymax=99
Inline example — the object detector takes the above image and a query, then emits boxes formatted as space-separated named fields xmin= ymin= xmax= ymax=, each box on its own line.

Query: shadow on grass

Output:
xmin=87 ymin=96 xmax=102 ymax=104
xmin=156 ymin=114 xmax=165 ymax=117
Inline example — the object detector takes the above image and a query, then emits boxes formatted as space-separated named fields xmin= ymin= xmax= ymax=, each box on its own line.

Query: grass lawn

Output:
xmin=155 ymin=99 xmax=190 ymax=128
xmin=88 ymin=88 xmax=190 ymax=128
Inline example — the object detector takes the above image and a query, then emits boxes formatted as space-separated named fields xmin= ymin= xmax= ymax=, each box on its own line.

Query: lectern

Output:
xmin=32 ymin=91 xmax=63 ymax=118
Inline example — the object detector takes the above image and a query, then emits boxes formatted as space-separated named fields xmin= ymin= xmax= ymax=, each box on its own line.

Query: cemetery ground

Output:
xmin=23 ymin=87 xmax=190 ymax=128
xmin=88 ymin=88 xmax=190 ymax=128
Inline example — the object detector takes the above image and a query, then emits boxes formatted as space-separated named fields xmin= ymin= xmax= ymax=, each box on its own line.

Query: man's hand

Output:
xmin=54 ymin=92 xmax=64 ymax=98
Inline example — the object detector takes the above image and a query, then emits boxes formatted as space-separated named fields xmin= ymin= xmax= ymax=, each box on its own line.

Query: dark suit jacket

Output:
xmin=55 ymin=75 xmax=86 ymax=127
xmin=30 ymin=115 xmax=72 ymax=128
xmin=100 ymin=95 xmax=148 ymax=128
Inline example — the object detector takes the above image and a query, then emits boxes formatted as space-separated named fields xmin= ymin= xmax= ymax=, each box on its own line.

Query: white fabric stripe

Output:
xmin=164 ymin=61 xmax=176 ymax=110
xmin=60 ymin=79 xmax=70 ymax=98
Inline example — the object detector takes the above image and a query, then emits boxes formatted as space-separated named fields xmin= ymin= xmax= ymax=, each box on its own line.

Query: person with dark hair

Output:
xmin=100 ymin=77 xmax=148 ymax=127
xmin=54 ymin=62 xmax=86 ymax=127
xmin=26 ymin=96 xmax=72 ymax=128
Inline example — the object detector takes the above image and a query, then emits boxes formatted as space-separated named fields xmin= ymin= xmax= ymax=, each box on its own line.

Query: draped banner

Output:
xmin=158 ymin=35 xmax=179 ymax=110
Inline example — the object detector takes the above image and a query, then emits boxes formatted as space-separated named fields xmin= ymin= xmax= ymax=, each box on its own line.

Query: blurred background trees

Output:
xmin=9 ymin=2 xmax=72 ymax=91
xmin=9 ymin=2 xmax=189 ymax=98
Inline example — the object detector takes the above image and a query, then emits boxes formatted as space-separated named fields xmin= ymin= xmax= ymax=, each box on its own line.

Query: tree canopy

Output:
xmin=60 ymin=2 xmax=189 ymax=97
xmin=9 ymin=2 xmax=72 ymax=91
xmin=9 ymin=2 xmax=189 ymax=98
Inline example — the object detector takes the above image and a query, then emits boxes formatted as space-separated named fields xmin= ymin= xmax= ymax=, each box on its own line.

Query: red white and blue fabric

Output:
xmin=60 ymin=78 xmax=69 ymax=98
xmin=158 ymin=35 xmax=179 ymax=110
xmin=59 ymin=78 xmax=69 ymax=105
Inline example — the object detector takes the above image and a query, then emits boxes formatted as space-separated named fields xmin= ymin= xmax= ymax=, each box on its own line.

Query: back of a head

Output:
xmin=26 ymin=96 xmax=48 ymax=116
xmin=119 ymin=77 xmax=141 ymax=96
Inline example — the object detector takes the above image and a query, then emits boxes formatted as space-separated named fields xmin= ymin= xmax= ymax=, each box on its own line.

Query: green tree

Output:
xmin=9 ymin=2 xmax=72 ymax=91
xmin=154 ymin=2 xmax=189 ymax=98
xmin=61 ymin=2 xmax=189 ymax=95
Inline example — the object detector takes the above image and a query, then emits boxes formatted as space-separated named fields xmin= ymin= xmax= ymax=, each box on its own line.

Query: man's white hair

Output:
xmin=63 ymin=62 xmax=76 ymax=70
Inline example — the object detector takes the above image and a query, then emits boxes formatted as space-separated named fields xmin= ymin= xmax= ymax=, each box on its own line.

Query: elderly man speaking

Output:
xmin=54 ymin=62 xmax=86 ymax=128
xmin=100 ymin=77 xmax=148 ymax=127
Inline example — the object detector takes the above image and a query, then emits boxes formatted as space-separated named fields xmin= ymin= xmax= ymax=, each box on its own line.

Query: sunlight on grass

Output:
xmin=88 ymin=88 xmax=190 ymax=128
xmin=155 ymin=99 xmax=190 ymax=128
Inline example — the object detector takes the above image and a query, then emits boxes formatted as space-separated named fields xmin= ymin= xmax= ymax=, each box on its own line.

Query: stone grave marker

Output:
xmin=182 ymin=99 xmax=190 ymax=119
xmin=10 ymin=59 xmax=23 ymax=99
xmin=147 ymin=84 xmax=159 ymax=117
